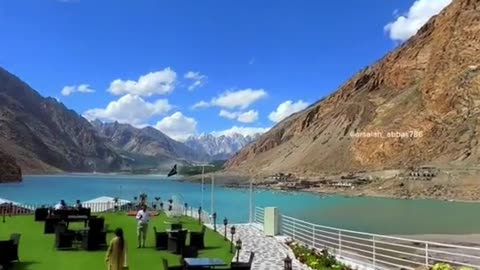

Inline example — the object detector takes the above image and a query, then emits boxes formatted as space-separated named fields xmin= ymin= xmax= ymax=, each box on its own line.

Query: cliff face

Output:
xmin=226 ymin=0 xmax=480 ymax=176
xmin=0 ymin=67 xmax=126 ymax=174
xmin=0 ymin=150 xmax=22 ymax=182
xmin=92 ymin=120 xmax=208 ymax=162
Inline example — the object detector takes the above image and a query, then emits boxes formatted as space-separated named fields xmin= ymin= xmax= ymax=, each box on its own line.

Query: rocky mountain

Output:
xmin=226 ymin=0 xmax=480 ymax=177
xmin=0 ymin=150 xmax=22 ymax=182
xmin=185 ymin=133 xmax=261 ymax=160
xmin=0 ymin=67 xmax=126 ymax=174
xmin=92 ymin=120 xmax=208 ymax=164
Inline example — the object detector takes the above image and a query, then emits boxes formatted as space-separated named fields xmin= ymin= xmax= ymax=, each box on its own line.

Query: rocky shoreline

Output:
xmin=184 ymin=170 xmax=480 ymax=202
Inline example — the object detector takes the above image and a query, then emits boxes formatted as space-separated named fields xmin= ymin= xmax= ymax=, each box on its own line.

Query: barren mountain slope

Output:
xmin=0 ymin=67 xmax=125 ymax=174
xmin=226 ymin=0 xmax=480 ymax=177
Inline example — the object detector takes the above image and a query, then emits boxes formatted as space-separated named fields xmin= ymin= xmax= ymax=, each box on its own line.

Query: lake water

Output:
xmin=1 ymin=175 xmax=480 ymax=235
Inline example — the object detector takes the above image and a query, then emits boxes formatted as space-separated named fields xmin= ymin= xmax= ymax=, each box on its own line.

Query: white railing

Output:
xmin=184 ymin=206 xmax=212 ymax=224
xmin=1 ymin=202 xmax=211 ymax=223
xmin=254 ymin=206 xmax=264 ymax=226
xmin=254 ymin=207 xmax=480 ymax=269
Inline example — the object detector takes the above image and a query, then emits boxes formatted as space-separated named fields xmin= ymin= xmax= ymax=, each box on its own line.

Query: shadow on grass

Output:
xmin=9 ymin=261 xmax=38 ymax=270
xmin=201 ymin=246 xmax=224 ymax=250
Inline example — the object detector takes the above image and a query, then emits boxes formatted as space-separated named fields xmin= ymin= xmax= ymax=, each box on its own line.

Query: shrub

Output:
xmin=287 ymin=242 xmax=351 ymax=270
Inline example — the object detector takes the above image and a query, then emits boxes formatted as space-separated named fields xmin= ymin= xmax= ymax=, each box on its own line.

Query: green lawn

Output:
xmin=0 ymin=213 xmax=233 ymax=270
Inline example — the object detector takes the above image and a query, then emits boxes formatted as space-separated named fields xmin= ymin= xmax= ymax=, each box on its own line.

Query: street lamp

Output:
xmin=284 ymin=255 xmax=292 ymax=270
xmin=223 ymin=218 xmax=228 ymax=239
xmin=235 ymin=239 xmax=242 ymax=262
xmin=230 ymin=225 xmax=236 ymax=253
xmin=184 ymin=203 xmax=188 ymax=215
xmin=198 ymin=207 xmax=202 ymax=224
xmin=212 ymin=212 xmax=217 ymax=231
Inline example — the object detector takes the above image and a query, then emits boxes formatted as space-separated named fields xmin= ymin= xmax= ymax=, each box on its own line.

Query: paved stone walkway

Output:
xmin=207 ymin=224 xmax=310 ymax=270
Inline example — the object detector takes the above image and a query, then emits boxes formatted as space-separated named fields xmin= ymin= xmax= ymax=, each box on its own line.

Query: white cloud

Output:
xmin=211 ymin=126 xmax=270 ymax=137
xmin=384 ymin=0 xmax=452 ymax=42
xmin=219 ymin=109 xmax=259 ymax=123
xmin=108 ymin=68 xmax=177 ymax=97
xmin=192 ymin=89 xmax=267 ymax=110
xmin=237 ymin=110 xmax=258 ymax=123
xmin=61 ymin=84 xmax=95 ymax=96
xmin=154 ymin=112 xmax=197 ymax=142
xmin=212 ymin=89 xmax=267 ymax=109
xmin=184 ymin=71 xmax=207 ymax=91
xmin=83 ymin=94 xmax=173 ymax=126
xmin=219 ymin=109 xmax=238 ymax=120
xmin=269 ymin=100 xmax=309 ymax=123
xmin=192 ymin=101 xmax=210 ymax=109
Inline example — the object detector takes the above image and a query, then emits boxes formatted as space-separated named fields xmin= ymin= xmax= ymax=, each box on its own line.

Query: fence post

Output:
xmin=339 ymin=231 xmax=342 ymax=257
xmin=373 ymin=236 xmax=376 ymax=269
xmin=425 ymin=242 xmax=429 ymax=267
xmin=293 ymin=218 xmax=296 ymax=240
xmin=312 ymin=224 xmax=316 ymax=249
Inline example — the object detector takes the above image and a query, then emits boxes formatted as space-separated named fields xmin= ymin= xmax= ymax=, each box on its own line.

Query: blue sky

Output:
xmin=0 ymin=0 xmax=451 ymax=141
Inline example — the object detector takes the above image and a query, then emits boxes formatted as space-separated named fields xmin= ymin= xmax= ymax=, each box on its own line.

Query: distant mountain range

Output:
xmin=185 ymin=133 xmax=260 ymax=160
xmin=0 ymin=67 xmax=263 ymax=177
xmin=91 ymin=120 xmax=209 ymax=168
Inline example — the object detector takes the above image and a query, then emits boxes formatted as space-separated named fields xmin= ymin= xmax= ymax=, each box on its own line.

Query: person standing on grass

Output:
xmin=136 ymin=204 xmax=150 ymax=248
xmin=106 ymin=228 xmax=128 ymax=270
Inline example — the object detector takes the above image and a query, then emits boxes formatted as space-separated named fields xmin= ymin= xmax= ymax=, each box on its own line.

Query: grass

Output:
xmin=0 ymin=212 xmax=233 ymax=270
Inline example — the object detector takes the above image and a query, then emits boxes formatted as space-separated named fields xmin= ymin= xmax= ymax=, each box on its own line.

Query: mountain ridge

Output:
xmin=185 ymin=133 xmax=261 ymax=160
xmin=91 ymin=120 xmax=209 ymax=164
xmin=0 ymin=67 xmax=127 ymax=174
xmin=226 ymin=0 xmax=480 ymax=177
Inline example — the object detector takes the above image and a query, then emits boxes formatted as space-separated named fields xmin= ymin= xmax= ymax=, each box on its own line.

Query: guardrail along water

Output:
xmin=254 ymin=206 xmax=480 ymax=270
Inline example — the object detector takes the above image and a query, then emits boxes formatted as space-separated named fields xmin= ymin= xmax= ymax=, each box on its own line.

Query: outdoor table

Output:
xmin=183 ymin=258 xmax=226 ymax=269
xmin=166 ymin=229 xmax=187 ymax=233
xmin=65 ymin=215 xmax=89 ymax=227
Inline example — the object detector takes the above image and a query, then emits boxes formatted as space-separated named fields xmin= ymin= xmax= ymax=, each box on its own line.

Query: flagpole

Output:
xmin=249 ymin=178 xmax=253 ymax=224
xmin=201 ymin=165 xmax=205 ymax=210
xmin=210 ymin=173 xmax=214 ymax=217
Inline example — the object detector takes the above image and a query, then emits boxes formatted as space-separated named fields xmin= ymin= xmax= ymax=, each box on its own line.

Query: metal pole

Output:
xmin=249 ymin=178 xmax=254 ymax=224
xmin=339 ymin=231 xmax=342 ymax=257
xmin=373 ymin=236 xmax=376 ymax=269
xmin=211 ymin=173 xmax=214 ymax=216
xmin=425 ymin=242 xmax=429 ymax=267
xmin=201 ymin=165 xmax=205 ymax=210
xmin=312 ymin=224 xmax=316 ymax=249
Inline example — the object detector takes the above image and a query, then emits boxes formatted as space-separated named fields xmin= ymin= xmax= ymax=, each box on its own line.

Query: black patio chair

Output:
xmin=189 ymin=226 xmax=206 ymax=249
xmin=88 ymin=217 xmax=105 ymax=232
xmin=9 ymin=234 xmax=21 ymax=262
xmin=44 ymin=216 xmax=62 ymax=234
xmin=55 ymin=230 xmax=75 ymax=250
xmin=170 ymin=223 xmax=182 ymax=231
xmin=181 ymin=246 xmax=198 ymax=258
xmin=0 ymin=239 xmax=14 ymax=265
xmin=167 ymin=229 xmax=187 ymax=254
xmin=34 ymin=208 xmax=49 ymax=221
xmin=153 ymin=227 xmax=168 ymax=250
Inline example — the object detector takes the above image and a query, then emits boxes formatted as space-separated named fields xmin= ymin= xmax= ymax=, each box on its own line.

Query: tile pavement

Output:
xmin=206 ymin=224 xmax=310 ymax=270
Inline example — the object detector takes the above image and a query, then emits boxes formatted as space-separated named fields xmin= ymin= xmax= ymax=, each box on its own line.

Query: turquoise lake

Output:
xmin=1 ymin=175 xmax=480 ymax=235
